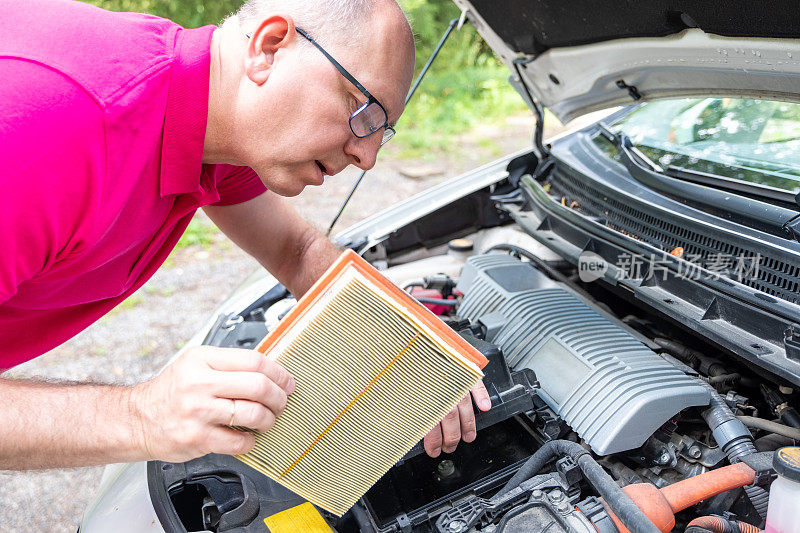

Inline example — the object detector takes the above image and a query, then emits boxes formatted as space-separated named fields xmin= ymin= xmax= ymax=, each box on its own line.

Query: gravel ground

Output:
xmin=0 ymin=113 xmax=566 ymax=532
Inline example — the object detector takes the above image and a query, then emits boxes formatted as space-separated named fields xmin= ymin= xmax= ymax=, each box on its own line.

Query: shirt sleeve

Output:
xmin=0 ymin=59 xmax=106 ymax=304
xmin=208 ymin=164 xmax=267 ymax=206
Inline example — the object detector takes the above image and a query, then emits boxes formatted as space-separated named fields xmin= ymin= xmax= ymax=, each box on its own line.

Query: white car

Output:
xmin=80 ymin=1 xmax=800 ymax=532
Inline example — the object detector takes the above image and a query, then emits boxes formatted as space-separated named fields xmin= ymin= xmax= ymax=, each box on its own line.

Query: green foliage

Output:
xmin=400 ymin=0 xmax=490 ymax=71
xmin=81 ymin=0 xmax=529 ymax=156
xmin=392 ymin=63 xmax=525 ymax=158
xmin=395 ymin=0 xmax=527 ymax=157
xmin=84 ymin=0 xmax=242 ymax=28
xmin=175 ymin=217 xmax=219 ymax=250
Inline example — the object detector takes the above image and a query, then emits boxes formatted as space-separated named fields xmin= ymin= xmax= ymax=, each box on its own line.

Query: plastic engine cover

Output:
xmin=456 ymin=253 xmax=710 ymax=455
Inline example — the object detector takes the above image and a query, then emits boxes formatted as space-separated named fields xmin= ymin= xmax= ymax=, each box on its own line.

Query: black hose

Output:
xmin=655 ymin=338 xmax=769 ymax=520
xmin=755 ymin=432 xmax=796 ymax=452
xmin=707 ymin=373 xmax=740 ymax=385
xmin=699 ymin=382 xmax=770 ymax=520
xmin=350 ymin=499 xmax=376 ymax=533
xmin=737 ymin=416 xmax=800 ymax=441
xmin=413 ymin=297 xmax=458 ymax=307
xmin=654 ymin=337 xmax=702 ymax=366
xmin=782 ymin=408 xmax=800 ymax=428
xmin=762 ymin=384 xmax=800 ymax=429
xmin=497 ymin=440 xmax=660 ymax=533
xmin=487 ymin=244 xmax=572 ymax=284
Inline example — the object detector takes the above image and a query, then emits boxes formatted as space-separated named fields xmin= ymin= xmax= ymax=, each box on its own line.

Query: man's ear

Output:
xmin=245 ymin=15 xmax=297 ymax=85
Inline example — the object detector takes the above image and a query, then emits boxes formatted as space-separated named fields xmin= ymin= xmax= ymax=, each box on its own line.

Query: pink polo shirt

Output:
xmin=0 ymin=0 xmax=268 ymax=369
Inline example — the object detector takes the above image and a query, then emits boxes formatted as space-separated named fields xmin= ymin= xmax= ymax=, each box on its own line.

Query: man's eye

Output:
xmin=349 ymin=95 xmax=365 ymax=115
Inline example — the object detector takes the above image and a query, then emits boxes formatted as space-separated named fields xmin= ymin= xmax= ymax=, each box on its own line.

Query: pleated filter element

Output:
xmin=236 ymin=249 xmax=487 ymax=516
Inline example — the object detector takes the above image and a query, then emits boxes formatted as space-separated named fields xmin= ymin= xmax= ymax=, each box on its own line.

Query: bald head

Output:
xmin=230 ymin=0 xmax=409 ymax=50
xmin=206 ymin=0 xmax=415 ymax=196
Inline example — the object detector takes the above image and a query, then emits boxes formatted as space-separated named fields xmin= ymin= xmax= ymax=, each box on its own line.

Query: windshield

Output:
xmin=599 ymin=98 xmax=800 ymax=194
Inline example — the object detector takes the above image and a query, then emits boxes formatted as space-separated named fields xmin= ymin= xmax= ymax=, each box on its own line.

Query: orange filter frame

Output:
xmin=257 ymin=249 xmax=488 ymax=370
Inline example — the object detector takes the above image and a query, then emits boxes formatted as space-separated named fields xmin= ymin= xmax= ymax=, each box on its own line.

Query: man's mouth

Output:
xmin=315 ymin=161 xmax=327 ymax=175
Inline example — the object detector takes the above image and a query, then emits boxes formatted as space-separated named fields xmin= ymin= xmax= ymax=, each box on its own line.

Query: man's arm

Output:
xmin=0 ymin=378 xmax=140 ymax=469
xmin=0 ymin=346 xmax=295 ymax=470
xmin=204 ymin=191 xmax=340 ymax=297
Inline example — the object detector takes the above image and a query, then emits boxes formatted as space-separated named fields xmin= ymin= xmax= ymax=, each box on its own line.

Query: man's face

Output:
xmin=235 ymin=8 xmax=415 ymax=197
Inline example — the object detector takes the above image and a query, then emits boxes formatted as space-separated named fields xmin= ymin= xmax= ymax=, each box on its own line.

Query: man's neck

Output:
xmin=203 ymin=24 xmax=237 ymax=165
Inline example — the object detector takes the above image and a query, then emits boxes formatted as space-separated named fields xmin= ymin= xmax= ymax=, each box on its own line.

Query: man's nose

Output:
xmin=345 ymin=132 xmax=382 ymax=171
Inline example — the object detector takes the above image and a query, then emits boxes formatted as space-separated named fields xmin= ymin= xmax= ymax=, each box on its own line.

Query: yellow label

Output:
xmin=264 ymin=502 xmax=332 ymax=533
xmin=778 ymin=446 xmax=800 ymax=469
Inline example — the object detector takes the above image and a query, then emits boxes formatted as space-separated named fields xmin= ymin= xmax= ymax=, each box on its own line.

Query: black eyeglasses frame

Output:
xmin=246 ymin=26 xmax=395 ymax=145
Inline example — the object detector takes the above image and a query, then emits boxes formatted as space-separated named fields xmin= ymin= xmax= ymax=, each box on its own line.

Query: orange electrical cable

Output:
xmin=661 ymin=462 xmax=755 ymax=512
xmin=601 ymin=462 xmax=757 ymax=533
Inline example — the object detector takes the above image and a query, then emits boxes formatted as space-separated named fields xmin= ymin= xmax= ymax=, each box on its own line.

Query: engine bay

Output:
xmin=154 ymin=230 xmax=800 ymax=533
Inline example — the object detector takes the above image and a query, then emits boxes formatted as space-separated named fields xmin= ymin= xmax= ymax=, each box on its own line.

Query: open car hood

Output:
xmin=454 ymin=0 xmax=800 ymax=123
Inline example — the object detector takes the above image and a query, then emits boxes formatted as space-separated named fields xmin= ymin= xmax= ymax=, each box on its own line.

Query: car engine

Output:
xmin=162 ymin=237 xmax=799 ymax=533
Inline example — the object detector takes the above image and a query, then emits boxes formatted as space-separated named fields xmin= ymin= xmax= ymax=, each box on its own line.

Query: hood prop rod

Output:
xmin=511 ymin=57 xmax=547 ymax=159
xmin=327 ymin=16 xmax=462 ymax=237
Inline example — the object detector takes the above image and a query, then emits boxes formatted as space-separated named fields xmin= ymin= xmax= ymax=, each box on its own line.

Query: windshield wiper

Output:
xmin=598 ymin=122 xmax=800 ymax=211
xmin=596 ymin=122 xmax=800 ymax=238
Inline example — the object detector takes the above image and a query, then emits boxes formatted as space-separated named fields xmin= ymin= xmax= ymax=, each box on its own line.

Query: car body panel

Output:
xmin=80 ymin=462 xmax=161 ymax=532
xmin=455 ymin=0 xmax=800 ymax=122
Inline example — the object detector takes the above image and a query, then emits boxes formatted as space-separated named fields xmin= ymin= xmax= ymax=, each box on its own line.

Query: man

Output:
xmin=0 ymin=0 xmax=490 ymax=470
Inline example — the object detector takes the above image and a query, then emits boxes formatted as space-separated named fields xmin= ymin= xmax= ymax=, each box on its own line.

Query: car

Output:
xmin=79 ymin=1 xmax=800 ymax=532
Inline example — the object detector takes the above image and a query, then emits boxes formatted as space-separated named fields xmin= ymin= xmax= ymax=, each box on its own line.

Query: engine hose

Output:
xmin=761 ymin=384 xmax=800 ymax=429
xmin=707 ymin=373 xmax=741 ymax=386
xmin=781 ymin=407 xmax=800 ymax=429
xmin=699 ymin=382 xmax=770 ymax=520
xmin=737 ymin=416 xmax=800 ymax=441
xmin=497 ymin=440 xmax=660 ymax=533
xmin=412 ymin=296 xmax=458 ymax=307
xmin=654 ymin=338 xmax=702 ymax=366
xmin=686 ymin=515 xmax=762 ymax=533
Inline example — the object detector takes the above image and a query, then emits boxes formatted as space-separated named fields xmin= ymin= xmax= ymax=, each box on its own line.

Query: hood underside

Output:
xmin=454 ymin=0 xmax=800 ymax=122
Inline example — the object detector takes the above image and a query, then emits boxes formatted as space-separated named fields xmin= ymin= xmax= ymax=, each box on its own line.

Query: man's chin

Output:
xmin=270 ymin=184 xmax=306 ymax=198
xmin=254 ymin=162 xmax=325 ymax=196
xmin=257 ymin=176 xmax=309 ymax=198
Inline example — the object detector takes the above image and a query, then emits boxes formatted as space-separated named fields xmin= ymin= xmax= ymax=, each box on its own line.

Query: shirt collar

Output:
xmin=159 ymin=25 xmax=216 ymax=197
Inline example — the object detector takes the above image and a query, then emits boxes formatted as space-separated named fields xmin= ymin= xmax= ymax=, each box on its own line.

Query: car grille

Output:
xmin=548 ymin=169 xmax=800 ymax=305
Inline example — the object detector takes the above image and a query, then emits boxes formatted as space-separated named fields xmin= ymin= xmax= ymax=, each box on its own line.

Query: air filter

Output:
xmin=237 ymin=250 xmax=487 ymax=516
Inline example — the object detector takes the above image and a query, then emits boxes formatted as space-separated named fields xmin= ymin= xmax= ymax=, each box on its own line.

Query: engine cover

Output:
xmin=457 ymin=253 xmax=710 ymax=455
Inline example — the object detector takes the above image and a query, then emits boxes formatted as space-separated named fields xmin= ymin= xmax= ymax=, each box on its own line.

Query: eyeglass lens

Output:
xmin=350 ymin=101 xmax=387 ymax=135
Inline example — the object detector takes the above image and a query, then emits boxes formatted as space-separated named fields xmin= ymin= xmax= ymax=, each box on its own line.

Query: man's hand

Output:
xmin=131 ymin=345 xmax=295 ymax=462
xmin=423 ymin=380 xmax=491 ymax=458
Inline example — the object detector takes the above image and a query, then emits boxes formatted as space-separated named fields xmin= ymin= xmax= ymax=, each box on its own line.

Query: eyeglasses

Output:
xmin=247 ymin=27 xmax=395 ymax=145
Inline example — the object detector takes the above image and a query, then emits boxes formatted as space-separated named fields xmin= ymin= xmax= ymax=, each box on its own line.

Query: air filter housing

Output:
xmin=238 ymin=250 xmax=487 ymax=516
xmin=457 ymin=253 xmax=710 ymax=455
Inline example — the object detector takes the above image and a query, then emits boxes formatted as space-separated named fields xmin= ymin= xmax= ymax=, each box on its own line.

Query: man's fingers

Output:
xmin=203 ymin=347 xmax=266 ymax=372
xmin=457 ymin=394 xmax=477 ymax=443
xmin=424 ymin=425 xmax=443 ymax=458
xmin=224 ymin=399 xmax=277 ymax=433
xmin=209 ymin=371 xmax=288 ymax=415
xmin=470 ymin=380 xmax=492 ymax=411
xmin=440 ymin=406 xmax=461 ymax=453
xmin=208 ymin=427 xmax=256 ymax=456
xmin=204 ymin=349 xmax=295 ymax=394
